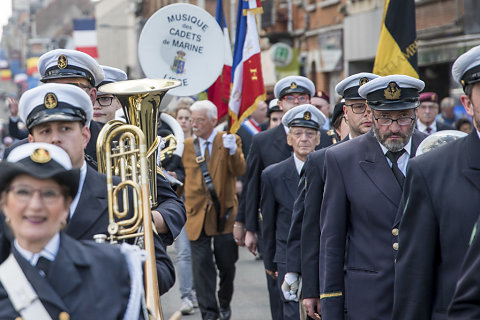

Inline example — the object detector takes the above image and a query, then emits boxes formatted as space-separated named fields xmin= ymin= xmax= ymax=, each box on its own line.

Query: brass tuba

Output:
xmin=95 ymin=79 xmax=180 ymax=320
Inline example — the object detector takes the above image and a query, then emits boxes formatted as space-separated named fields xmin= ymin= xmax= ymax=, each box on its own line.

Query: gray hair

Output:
xmin=190 ymin=100 xmax=218 ymax=120
xmin=440 ymin=97 xmax=455 ymax=110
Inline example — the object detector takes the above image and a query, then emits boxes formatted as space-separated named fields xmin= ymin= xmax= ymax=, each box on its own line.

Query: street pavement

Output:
xmin=162 ymin=245 xmax=272 ymax=320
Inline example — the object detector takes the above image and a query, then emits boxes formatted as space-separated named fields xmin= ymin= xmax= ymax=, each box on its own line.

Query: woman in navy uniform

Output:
xmin=0 ymin=143 xmax=136 ymax=319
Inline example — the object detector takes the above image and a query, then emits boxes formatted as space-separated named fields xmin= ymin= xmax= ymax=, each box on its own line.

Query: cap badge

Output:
xmin=44 ymin=93 xmax=58 ymax=109
xmin=304 ymin=111 xmax=311 ymax=121
xmin=30 ymin=148 xmax=51 ymax=164
xmin=57 ymin=55 xmax=68 ymax=69
xmin=359 ymin=77 xmax=369 ymax=86
xmin=384 ymin=82 xmax=401 ymax=100
xmin=431 ymin=94 xmax=436 ymax=101
xmin=290 ymin=82 xmax=297 ymax=89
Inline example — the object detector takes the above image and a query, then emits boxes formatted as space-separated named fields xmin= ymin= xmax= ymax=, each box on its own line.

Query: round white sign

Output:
xmin=270 ymin=42 xmax=293 ymax=68
xmin=138 ymin=4 xmax=225 ymax=96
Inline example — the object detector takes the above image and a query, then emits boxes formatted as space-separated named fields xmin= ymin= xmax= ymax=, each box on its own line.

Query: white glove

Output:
xmin=281 ymin=272 xmax=300 ymax=302
xmin=222 ymin=133 xmax=237 ymax=155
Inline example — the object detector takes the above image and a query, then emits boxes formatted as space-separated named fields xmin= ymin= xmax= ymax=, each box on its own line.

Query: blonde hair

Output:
xmin=175 ymin=97 xmax=195 ymax=117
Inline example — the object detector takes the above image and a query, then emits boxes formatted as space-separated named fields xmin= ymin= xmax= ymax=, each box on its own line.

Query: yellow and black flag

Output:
xmin=373 ymin=0 xmax=418 ymax=78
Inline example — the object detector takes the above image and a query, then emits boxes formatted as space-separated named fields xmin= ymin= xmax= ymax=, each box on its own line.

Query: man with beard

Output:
xmin=393 ymin=44 xmax=480 ymax=320
xmin=318 ymin=75 xmax=427 ymax=320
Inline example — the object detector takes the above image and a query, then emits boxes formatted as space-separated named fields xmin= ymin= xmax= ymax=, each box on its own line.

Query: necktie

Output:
xmin=426 ymin=127 xmax=432 ymax=134
xmin=386 ymin=149 xmax=406 ymax=189
xmin=36 ymin=256 xmax=51 ymax=277
xmin=204 ymin=141 xmax=210 ymax=163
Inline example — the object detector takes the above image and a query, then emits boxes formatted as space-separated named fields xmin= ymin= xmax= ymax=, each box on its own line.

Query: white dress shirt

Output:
xmin=378 ymin=138 xmax=413 ymax=176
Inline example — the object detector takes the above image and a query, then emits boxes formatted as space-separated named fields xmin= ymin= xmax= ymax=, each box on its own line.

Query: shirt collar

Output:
xmin=196 ymin=129 xmax=217 ymax=146
xmin=14 ymin=233 xmax=60 ymax=266
xmin=69 ymin=161 xmax=88 ymax=218
xmin=416 ymin=119 xmax=437 ymax=133
xmin=293 ymin=153 xmax=305 ymax=175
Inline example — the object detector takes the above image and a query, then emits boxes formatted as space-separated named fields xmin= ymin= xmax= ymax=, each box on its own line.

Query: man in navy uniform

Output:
xmin=297 ymin=72 xmax=378 ymax=319
xmin=449 ymin=213 xmax=480 ymax=318
xmin=15 ymin=83 xmax=178 ymax=294
xmin=393 ymin=45 xmax=480 ymax=320
xmin=319 ymin=75 xmax=427 ymax=319
xmin=36 ymin=49 xmax=105 ymax=168
xmin=261 ymin=104 xmax=326 ymax=319
xmin=237 ymin=76 xmax=331 ymax=320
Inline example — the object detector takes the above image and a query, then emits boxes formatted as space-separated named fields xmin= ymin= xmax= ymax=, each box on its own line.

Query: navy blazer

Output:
xmin=282 ymin=136 xmax=349 ymax=289
xmin=260 ymin=157 xmax=300 ymax=271
xmin=242 ymin=125 xmax=332 ymax=232
xmin=298 ymin=136 xmax=350 ymax=297
xmin=0 ymin=233 xmax=130 ymax=319
xmin=319 ymin=130 xmax=426 ymax=320
xmin=393 ymin=131 xmax=480 ymax=320
xmin=448 ymin=214 xmax=480 ymax=319
xmin=285 ymin=171 xmax=306 ymax=274
xmin=66 ymin=165 xmax=175 ymax=295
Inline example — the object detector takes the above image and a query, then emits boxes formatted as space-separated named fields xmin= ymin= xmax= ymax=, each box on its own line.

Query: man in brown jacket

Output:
xmin=182 ymin=100 xmax=246 ymax=320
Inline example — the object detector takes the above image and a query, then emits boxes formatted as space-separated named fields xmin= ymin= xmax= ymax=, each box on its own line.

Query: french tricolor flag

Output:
xmin=73 ymin=19 xmax=98 ymax=58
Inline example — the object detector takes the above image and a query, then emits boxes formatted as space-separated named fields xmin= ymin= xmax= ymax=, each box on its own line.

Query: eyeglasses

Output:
xmin=373 ymin=114 xmax=415 ymax=126
xmin=345 ymin=102 xmax=368 ymax=114
xmin=96 ymin=96 xmax=114 ymax=107
xmin=290 ymin=129 xmax=317 ymax=138
xmin=283 ymin=95 xmax=309 ymax=104
xmin=7 ymin=185 xmax=64 ymax=204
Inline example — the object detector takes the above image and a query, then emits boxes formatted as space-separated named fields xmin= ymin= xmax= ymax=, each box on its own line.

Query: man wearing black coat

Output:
xmin=393 ymin=44 xmax=480 ymax=320
xmin=319 ymin=75 xmax=427 ymax=319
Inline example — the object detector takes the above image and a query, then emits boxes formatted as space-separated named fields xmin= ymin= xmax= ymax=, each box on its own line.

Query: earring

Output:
xmin=4 ymin=216 xmax=11 ymax=225
xmin=60 ymin=220 xmax=67 ymax=229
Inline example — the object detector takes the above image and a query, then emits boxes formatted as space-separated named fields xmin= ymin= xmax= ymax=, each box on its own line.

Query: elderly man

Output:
xmin=235 ymin=75 xmax=330 ymax=320
xmin=393 ymin=45 xmax=480 ymax=320
xmin=261 ymin=104 xmax=326 ymax=319
xmin=319 ymin=75 xmax=427 ymax=319
xmin=297 ymin=72 xmax=378 ymax=319
xmin=416 ymin=91 xmax=453 ymax=134
xmin=182 ymin=100 xmax=246 ymax=320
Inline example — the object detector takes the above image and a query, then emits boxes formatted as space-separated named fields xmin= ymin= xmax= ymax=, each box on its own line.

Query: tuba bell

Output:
xmin=97 ymin=78 xmax=180 ymax=207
